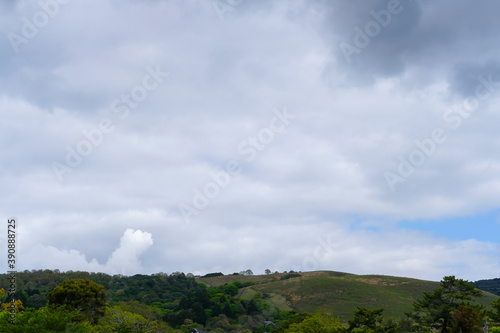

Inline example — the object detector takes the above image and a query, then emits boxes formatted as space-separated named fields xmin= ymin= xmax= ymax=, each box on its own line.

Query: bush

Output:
xmin=47 ymin=279 xmax=106 ymax=324
xmin=280 ymin=273 xmax=302 ymax=280
xmin=202 ymin=272 xmax=224 ymax=278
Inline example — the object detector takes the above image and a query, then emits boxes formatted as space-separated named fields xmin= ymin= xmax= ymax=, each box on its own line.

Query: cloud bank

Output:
xmin=1 ymin=0 xmax=500 ymax=281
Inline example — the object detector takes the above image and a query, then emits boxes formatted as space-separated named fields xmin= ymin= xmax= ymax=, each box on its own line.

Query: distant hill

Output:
xmin=475 ymin=277 xmax=500 ymax=296
xmin=200 ymin=271 xmax=500 ymax=322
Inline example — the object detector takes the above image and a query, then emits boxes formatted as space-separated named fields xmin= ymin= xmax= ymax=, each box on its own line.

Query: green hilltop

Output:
xmin=199 ymin=270 xmax=499 ymax=323
xmin=0 ymin=269 xmax=498 ymax=331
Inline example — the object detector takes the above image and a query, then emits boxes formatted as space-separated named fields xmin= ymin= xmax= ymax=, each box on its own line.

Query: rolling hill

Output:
xmin=199 ymin=271 xmax=500 ymax=323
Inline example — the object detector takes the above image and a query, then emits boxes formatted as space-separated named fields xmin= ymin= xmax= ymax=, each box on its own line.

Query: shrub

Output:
xmin=280 ymin=273 xmax=302 ymax=280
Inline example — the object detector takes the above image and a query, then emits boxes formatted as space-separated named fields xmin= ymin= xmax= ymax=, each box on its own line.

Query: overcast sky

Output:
xmin=1 ymin=0 xmax=500 ymax=282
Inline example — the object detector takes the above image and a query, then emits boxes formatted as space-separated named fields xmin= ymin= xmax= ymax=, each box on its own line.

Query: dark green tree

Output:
xmin=274 ymin=311 xmax=312 ymax=333
xmin=489 ymin=298 xmax=500 ymax=326
xmin=451 ymin=304 xmax=484 ymax=333
xmin=281 ymin=310 xmax=346 ymax=333
xmin=408 ymin=276 xmax=483 ymax=333
xmin=0 ymin=306 xmax=86 ymax=332
xmin=246 ymin=299 xmax=260 ymax=315
xmin=347 ymin=307 xmax=389 ymax=333
xmin=47 ymin=279 xmax=107 ymax=324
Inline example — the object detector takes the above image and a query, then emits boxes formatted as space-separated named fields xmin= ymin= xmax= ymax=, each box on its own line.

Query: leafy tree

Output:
xmin=490 ymin=298 xmax=500 ymax=325
xmin=347 ymin=307 xmax=394 ymax=333
xmin=202 ymin=272 xmax=224 ymax=278
xmin=281 ymin=273 xmax=301 ymax=280
xmin=451 ymin=304 xmax=484 ymax=333
xmin=265 ymin=269 xmax=272 ymax=275
xmin=47 ymin=279 xmax=107 ymax=324
xmin=211 ymin=313 xmax=236 ymax=331
xmin=218 ymin=283 xmax=238 ymax=296
xmin=0 ymin=305 xmax=86 ymax=332
xmin=1 ymin=299 xmax=24 ymax=313
xmin=286 ymin=316 xmax=327 ymax=333
xmin=245 ymin=299 xmax=260 ymax=315
xmin=93 ymin=305 xmax=173 ymax=332
xmin=408 ymin=276 xmax=483 ymax=333
xmin=274 ymin=311 xmax=312 ymax=333
xmin=283 ymin=310 xmax=346 ymax=333
xmin=26 ymin=294 xmax=47 ymax=309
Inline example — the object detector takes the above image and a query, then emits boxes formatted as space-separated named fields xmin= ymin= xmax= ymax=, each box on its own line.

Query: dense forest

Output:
xmin=475 ymin=278 xmax=500 ymax=297
xmin=0 ymin=270 xmax=499 ymax=332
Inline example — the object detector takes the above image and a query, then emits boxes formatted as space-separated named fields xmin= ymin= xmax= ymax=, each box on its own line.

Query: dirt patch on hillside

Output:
xmin=356 ymin=278 xmax=386 ymax=285
xmin=301 ymin=271 xmax=328 ymax=277
xmin=355 ymin=278 xmax=409 ymax=286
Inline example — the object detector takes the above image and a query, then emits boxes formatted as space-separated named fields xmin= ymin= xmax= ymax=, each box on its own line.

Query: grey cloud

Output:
xmin=314 ymin=0 xmax=500 ymax=92
xmin=2 ymin=0 xmax=500 ymax=281
xmin=449 ymin=61 xmax=500 ymax=99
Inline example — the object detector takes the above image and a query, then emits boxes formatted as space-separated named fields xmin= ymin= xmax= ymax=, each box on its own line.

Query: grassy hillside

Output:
xmin=199 ymin=271 xmax=500 ymax=323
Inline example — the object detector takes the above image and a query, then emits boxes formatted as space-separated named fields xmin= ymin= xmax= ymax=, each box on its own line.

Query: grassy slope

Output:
xmin=199 ymin=271 xmax=499 ymax=323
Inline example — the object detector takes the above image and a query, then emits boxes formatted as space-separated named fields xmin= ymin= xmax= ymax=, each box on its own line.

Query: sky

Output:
xmin=1 ymin=0 xmax=500 ymax=282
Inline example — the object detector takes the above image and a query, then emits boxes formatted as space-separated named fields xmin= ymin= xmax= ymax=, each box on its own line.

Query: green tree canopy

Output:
xmin=408 ymin=276 xmax=484 ymax=333
xmin=347 ymin=307 xmax=398 ymax=333
xmin=451 ymin=304 xmax=484 ymax=333
xmin=282 ymin=310 xmax=345 ymax=333
xmin=0 ymin=305 xmax=87 ymax=332
xmin=490 ymin=298 xmax=500 ymax=326
xmin=47 ymin=279 xmax=107 ymax=324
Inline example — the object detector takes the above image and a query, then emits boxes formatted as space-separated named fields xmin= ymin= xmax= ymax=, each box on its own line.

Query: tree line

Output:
xmin=0 ymin=271 xmax=499 ymax=332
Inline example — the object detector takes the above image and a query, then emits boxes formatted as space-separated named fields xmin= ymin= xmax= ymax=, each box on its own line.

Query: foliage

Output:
xmin=0 ymin=289 xmax=24 ymax=313
xmin=202 ymin=272 xmax=224 ymax=278
xmin=163 ymin=280 xmax=277 ymax=328
xmin=274 ymin=311 xmax=312 ymax=333
xmin=0 ymin=270 xmax=201 ymax=309
xmin=0 ymin=305 xmax=86 ymax=332
xmin=92 ymin=304 xmax=172 ymax=332
xmin=490 ymin=298 xmax=500 ymax=325
xmin=475 ymin=278 xmax=500 ymax=296
xmin=47 ymin=279 xmax=107 ymax=324
xmin=451 ymin=304 xmax=484 ymax=333
xmin=285 ymin=316 xmax=328 ymax=333
xmin=280 ymin=273 xmax=302 ymax=281
xmin=491 ymin=326 xmax=500 ymax=333
xmin=407 ymin=276 xmax=484 ymax=333
xmin=0 ymin=304 xmax=175 ymax=332
xmin=0 ymin=270 xmax=498 ymax=332
xmin=347 ymin=307 xmax=398 ymax=333
xmin=282 ymin=310 xmax=346 ymax=333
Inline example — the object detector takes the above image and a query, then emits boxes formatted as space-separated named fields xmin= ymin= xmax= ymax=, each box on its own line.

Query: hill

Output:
xmin=199 ymin=270 xmax=500 ymax=323
xmin=475 ymin=277 xmax=500 ymax=296
xmin=1 ymin=269 xmax=497 ymax=330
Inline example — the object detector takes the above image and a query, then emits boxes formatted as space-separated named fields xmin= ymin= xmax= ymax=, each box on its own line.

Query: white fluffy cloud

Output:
xmin=22 ymin=229 xmax=153 ymax=275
